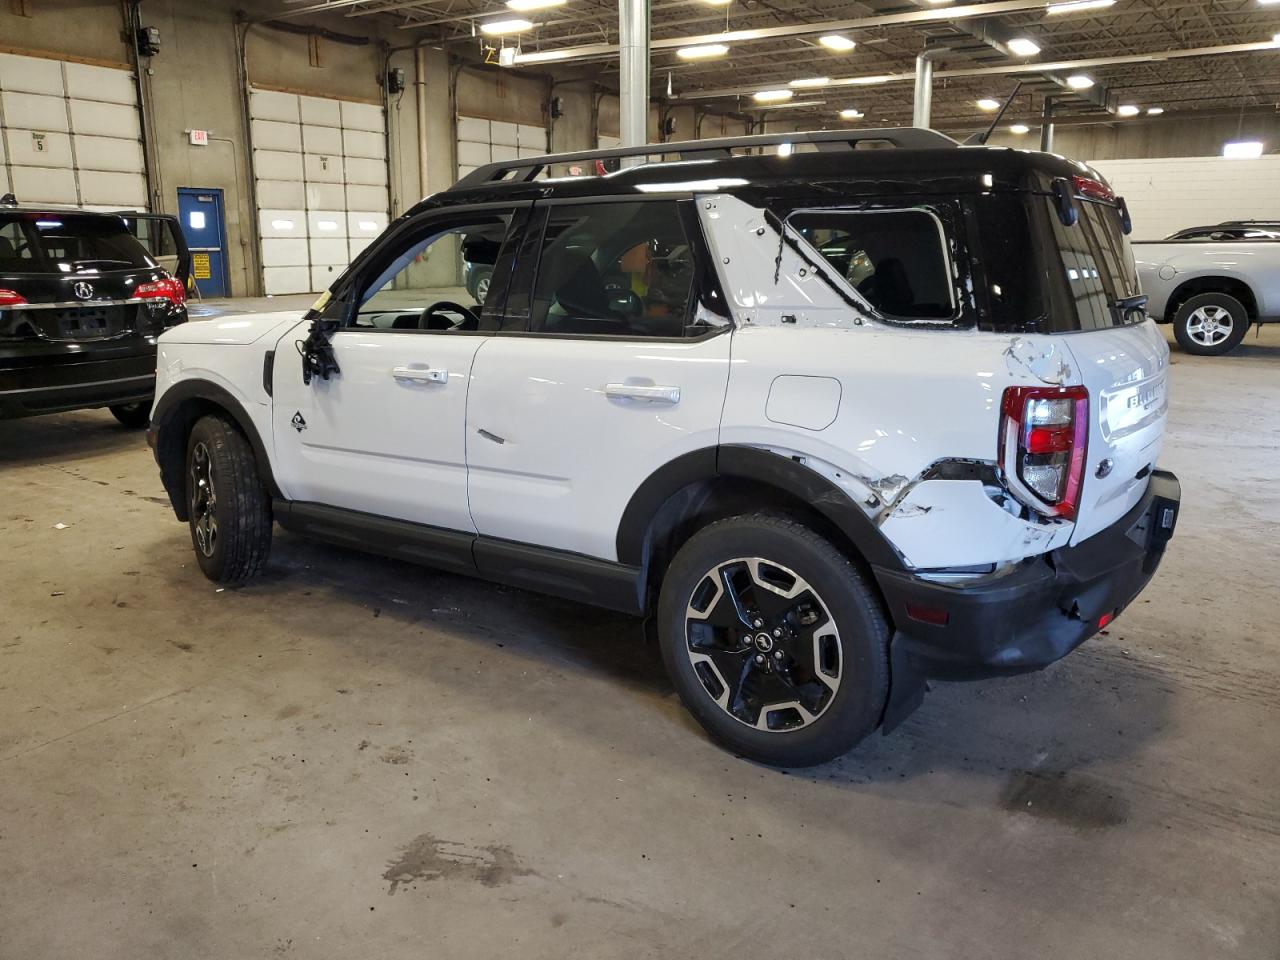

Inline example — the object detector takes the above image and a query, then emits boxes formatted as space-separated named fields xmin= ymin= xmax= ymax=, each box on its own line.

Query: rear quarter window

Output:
xmin=0 ymin=213 xmax=154 ymax=274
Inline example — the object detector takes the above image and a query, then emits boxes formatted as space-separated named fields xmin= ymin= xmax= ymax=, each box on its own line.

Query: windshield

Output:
xmin=0 ymin=213 xmax=156 ymax=275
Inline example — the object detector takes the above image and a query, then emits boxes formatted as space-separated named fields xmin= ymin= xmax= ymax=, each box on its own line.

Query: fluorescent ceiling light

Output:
xmin=1146 ymin=107 xmax=1165 ymax=115
xmin=746 ymin=99 xmax=824 ymax=110
xmin=480 ymin=18 xmax=534 ymax=34
xmin=1116 ymin=104 xmax=1140 ymax=117
xmin=1065 ymin=74 xmax=1095 ymax=89
xmin=1223 ymin=140 xmax=1264 ymax=159
xmin=677 ymin=43 xmax=729 ymax=59
xmin=753 ymin=89 xmax=793 ymax=102
xmin=849 ymin=75 xmax=893 ymax=85
xmin=839 ymin=108 xmax=864 ymax=119
xmin=1007 ymin=37 xmax=1041 ymax=57
xmin=506 ymin=0 xmax=564 ymax=9
xmin=789 ymin=77 xmax=830 ymax=87
xmin=699 ymin=0 xmax=733 ymax=5
xmin=1046 ymin=0 xmax=1116 ymax=13
xmin=818 ymin=35 xmax=856 ymax=52
xmin=977 ymin=98 xmax=1002 ymax=111
xmin=777 ymin=142 xmax=794 ymax=157
xmin=926 ymin=0 xmax=955 ymax=4
xmin=1010 ymin=123 xmax=1031 ymax=134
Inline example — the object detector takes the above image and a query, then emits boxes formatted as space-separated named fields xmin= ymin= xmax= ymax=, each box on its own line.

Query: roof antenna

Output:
xmin=967 ymin=81 xmax=1025 ymax=146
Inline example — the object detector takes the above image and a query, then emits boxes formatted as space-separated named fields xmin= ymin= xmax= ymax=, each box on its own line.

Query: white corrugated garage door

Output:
xmin=456 ymin=116 xmax=546 ymax=182
xmin=0 ymin=52 xmax=147 ymax=210
xmin=250 ymin=86 xmax=389 ymax=296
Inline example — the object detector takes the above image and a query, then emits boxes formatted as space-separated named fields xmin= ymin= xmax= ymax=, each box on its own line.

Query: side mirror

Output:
xmin=1052 ymin=178 xmax=1079 ymax=228
xmin=1117 ymin=196 xmax=1134 ymax=235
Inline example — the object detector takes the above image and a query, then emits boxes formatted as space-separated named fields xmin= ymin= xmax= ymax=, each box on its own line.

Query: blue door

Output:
xmin=176 ymin=187 xmax=229 ymax=298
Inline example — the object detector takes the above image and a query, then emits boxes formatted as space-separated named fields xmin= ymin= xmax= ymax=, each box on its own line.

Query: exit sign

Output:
xmin=189 ymin=129 xmax=209 ymax=146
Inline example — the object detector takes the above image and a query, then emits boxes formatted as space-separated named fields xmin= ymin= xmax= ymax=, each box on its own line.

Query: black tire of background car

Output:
xmin=657 ymin=513 xmax=890 ymax=767
xmin=108 ymin=402 xmax=150 ymax=428
xmin=186 ymin=414 xmax=273 ymax=584
xmin=1172 ymin=292 xmax=1250 ymax=357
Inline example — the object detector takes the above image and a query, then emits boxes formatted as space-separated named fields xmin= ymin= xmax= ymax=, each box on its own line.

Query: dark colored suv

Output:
xmin=0 ymin=201 xmax=189 ymax=425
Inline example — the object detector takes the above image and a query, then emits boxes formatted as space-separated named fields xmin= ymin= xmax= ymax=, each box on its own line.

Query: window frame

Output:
xmin=781 ymin=204 xmax=963 ymax=326
xmin=317 ymin=199 xmax=534 ymax=337
xmin=499 ymin=195 xmax=734 ymax=343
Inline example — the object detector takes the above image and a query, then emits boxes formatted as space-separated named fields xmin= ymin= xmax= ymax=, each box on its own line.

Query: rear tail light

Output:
xmin=0 ymin=289 xmax=27 ymax=307
xmin=136 ymin=277 xmax=186 ymax=306
xmin=999 ymin=385 xmax=1089 ymax=520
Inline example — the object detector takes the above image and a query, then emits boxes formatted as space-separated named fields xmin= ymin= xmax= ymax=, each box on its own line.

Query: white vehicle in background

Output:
xmin=1134 ymin=221 xmax=1280 ymax=355
xmin=145 ymin=130 xmax=1181 ymax=767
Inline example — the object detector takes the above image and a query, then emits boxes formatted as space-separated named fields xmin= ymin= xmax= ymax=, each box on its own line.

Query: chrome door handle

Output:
xmin=605 ymin=383 xmax=681 ymax=404
xmin=392 ymin=365 xmax=448 ymax=383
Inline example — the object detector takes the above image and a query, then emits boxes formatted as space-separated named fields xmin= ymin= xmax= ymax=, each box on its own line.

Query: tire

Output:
xmin=185 ymin=414 xmax=273 ymax=584
xmin=109 ymin=402 xmax=150 ymax=428
xmin=657 ymin=513 xmax=890 ymax=767
xmin=1172 ymin=292 xmax=1249 ymax=356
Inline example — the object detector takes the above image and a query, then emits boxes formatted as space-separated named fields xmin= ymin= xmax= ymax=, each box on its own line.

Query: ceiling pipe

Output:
xmin=912 ymin=44 xmax=951 ymax=129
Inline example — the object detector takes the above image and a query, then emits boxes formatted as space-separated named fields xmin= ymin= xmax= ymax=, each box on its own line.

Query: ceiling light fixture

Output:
xmin=753 ymin=89 xmax=794 ymax=102
xmin=1046 ymin=0 xmax=1116 ymax=13
xmin=818 ymin=34 xmax=857 ymax=52
xmin=1223 ymin=140 xmax=1264 ymax=158
xmin=1065 ymin=74 xmax=1095 ymax=89
xmin=1010 ymin=123 xmax=1031 ymax=134
xmin=977 ymin=98 xmax=1002 ymax=110
xmin=789 ymin=77 xmax=831 ymax=87
xmin=1007 ymin=37 xmax=1041 ymax=57
xmin=839 ymin=108 xmax=864 ymax=119
xmin=1146 ymin=106 xmax=1164 ymax=115
xmin=505 ymin=0 xmax=564 ymax=10
xmin=849 ymin=75 xmax=894 ymax=85
xmin=676 ymin=43 xmax=729 ymax=59
xmin=699 ymin=0 xmax=733 ymax=5
xmin=480 ymin=18 xmax=534 ymax=34
xmin=1116 ymin=104 xmax=1140 ymax=117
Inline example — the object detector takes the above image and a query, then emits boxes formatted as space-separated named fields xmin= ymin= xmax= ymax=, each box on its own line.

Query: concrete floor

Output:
xmin=2 ymin=324 xmax=1277 ymax=960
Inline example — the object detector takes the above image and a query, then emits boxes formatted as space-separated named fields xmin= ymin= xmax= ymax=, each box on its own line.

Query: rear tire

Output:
xmin=109 ymin=402 xmax=150 ymax=428
xmin=657 ymin=513 xmax=890 ymax=767
xmin=185 ymin=414 xmax=273 ymax=584
xmin=1172 ymin=292 xmax=1249 ymax=356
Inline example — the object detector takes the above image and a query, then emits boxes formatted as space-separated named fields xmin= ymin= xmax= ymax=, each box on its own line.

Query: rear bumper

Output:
xmin=0 ymin=349 xmax=156 ymax=419
xmin=874 ymin=469 xmax=1181 ymax=688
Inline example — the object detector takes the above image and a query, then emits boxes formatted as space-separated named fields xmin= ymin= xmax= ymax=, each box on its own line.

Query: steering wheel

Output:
xmin=420 ymin=300 xmax=480 ymax=331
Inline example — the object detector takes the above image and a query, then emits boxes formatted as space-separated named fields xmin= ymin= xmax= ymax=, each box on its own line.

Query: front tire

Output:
xmin=185 ymin=414 xmax=273 ymax=584
xmin=657 ymin=514 xmax=890 ymax=767
xmin=1173 ymin=292 xmax=1249 ymax=356
xmin=109 ymin=402 xmax=150 ymax=428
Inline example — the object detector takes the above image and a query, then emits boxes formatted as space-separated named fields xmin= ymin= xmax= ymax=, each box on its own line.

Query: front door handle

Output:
xmin=605 ymin=383 xmax=681 ymax=404
xmin=392 ymin=365 xmax=448 ymax=384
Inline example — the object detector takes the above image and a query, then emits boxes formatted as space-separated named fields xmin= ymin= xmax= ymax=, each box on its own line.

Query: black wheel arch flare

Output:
xmin=150 ymin=379 xmax=281 ymax=521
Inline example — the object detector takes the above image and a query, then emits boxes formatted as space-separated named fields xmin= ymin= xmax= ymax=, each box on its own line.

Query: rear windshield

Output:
xmin=0 ymin=213 xmax=155 ymax=275
xmin=975 ymin=192 xmax=1144 ymax=333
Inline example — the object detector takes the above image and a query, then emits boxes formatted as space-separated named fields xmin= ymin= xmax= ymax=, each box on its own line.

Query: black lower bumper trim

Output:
xmin=874 ymin=469 xmax=1181 ymax=691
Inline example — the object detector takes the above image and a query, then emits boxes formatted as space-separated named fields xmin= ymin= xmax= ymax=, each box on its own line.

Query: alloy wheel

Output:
xmin=1185 ymin=305 xmax=1234 ymax=347
xmin=189 ymin=441 xmax=218 ymax=558
xmin=685 ymin=557 xmax=842 ymax=732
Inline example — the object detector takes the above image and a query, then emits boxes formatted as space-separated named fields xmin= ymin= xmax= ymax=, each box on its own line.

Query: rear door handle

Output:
xmin=605 ymin=383 xmax=680 ymax=404
xmin=392 ymin=365 xmax=448 ymax=384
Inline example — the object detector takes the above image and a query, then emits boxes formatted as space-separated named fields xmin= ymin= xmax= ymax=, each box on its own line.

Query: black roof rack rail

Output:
xmin=451 ymin=127 xmax=958 ymax=191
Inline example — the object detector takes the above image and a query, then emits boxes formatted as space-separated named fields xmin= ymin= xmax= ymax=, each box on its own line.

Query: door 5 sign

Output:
xmin=192 ymin=253 xmax=212 ymax=280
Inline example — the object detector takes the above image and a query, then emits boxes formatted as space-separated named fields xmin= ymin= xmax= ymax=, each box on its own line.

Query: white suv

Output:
xmin=147 ymin=130 xmax=1180 ymax=767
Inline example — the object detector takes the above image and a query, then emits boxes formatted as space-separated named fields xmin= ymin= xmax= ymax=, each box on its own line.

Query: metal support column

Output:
xmin=1040 ymin=96 xmax=1055 ymax=152
xmin=913 ymin=53 xmax=934 ymax=129
xmin=618 ymin=0 xmax=649 ymax=151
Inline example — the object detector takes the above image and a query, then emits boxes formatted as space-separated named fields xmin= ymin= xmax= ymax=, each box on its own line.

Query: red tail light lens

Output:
xmin=1072 ymin=174 xmax=1115 ymax=202
xmin=136 ymin=277 xmax=186 ymax=306
xmin=999 ymin=385 xmax=1089 ymax=520
xmin=0 ymin=289 xmax=27 ymax=307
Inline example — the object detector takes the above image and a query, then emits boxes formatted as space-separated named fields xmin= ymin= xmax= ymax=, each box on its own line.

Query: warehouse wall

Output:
xmin=985 ymin=113 xmax=1280 ymax=161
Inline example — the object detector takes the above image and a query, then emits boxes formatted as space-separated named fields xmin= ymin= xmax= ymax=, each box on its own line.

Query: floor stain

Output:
xmin=1001 ymin=769 xmax=1129 ymax=829
xmin=380 ymin=745 xmax=412 ymax=765
xmin=382 ymin=834 xmax=536 ymax=894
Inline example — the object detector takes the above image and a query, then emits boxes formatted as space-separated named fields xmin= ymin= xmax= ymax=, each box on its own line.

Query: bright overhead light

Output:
xmin=777 ymin=142 xmax=794 ymax=157
xmin=1010 ymin=123 xmax=1031 ymax=134
xmin=505 ymin=0 xmax=564 ymax=9
xmin=753 ymin=89 xmax=794 ymax=102
xmin=849 ymin=75 xmax=893 ymax=85
xmin=1046 ymin=0 xmax=1116 ymax=13
xmin=1065 ymin=74 xmax=1095 ymax=89
xmin=1116 ymin=104 xmax=1140 ymax=117
xmin=1146 ymin=106 xmax=1164 ymax=115
xmin=818 ymin=34 xmax=857 ymax=51
xmin=977 ymin=98 xmax=1002 ymax=111
xmin=677 ymin=43 xmax=729 ymax=59
xmin=480 ymin=18 xmax=534 ymax=34
xmin=926 ymin=0 xmax=956 ymax=4
xmin=1223 ymin=140 xmax=1264 ymax=159
xmin=1007 ymin=37 xmax=1041 ymax=57
xmin=699 ymin=0 xmax=733 ymax=5
xmin=789 ymin=77 xmax=830 ymax=88
xmin=839 ymin=108 xmax=864 ymax=119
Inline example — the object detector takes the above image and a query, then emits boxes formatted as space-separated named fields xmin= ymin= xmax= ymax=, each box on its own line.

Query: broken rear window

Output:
xmin=790 ymin=209 xmax=956 ymax=321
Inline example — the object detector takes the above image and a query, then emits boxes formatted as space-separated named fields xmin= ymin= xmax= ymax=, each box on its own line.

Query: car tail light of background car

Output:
xmin=999 ymin=385 xmax=1089 ymax=520
xmin=0 ymin=289 xmax=28 ymax=307
xmin=135 ymin=277 xmax=186 ymax=306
